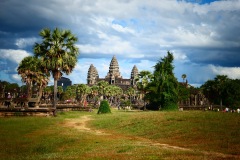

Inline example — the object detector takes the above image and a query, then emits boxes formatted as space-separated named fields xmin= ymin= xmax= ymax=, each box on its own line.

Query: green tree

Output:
xmin=223 ymin=79 xmax=240 ymax=108
xmin=17 ymin=56 xmax=49 ymax=100
xmin=64 ymin=85 xmax=77 ymax=101
xmin=76 ymin=84 xmax=90 ymax=105
xmin=97 ymin=100 xmax=111 ymax=114
xmin=57 ymin=86 xmax=63 ymax=101
xmin=34 ymin=28 xmax=79 ymax=115
xmin=213 ymin=75 xmax=229 ymax=108
xmin=97 ymin=81 xmax=109 ymax=100
xmin=105 ymin=85 xmax=122 ymax=106
xmin=150 ymin=51 xmax=179 ymax=110
xmin=126 ymin=87 xmax=136 ymax=104
xmin=201 ymin=75 xmax=240 ymax=109
xmin=136 ymin=70 xmax=153 ymax=110
xmin=89 ymin=85 xmax=99 ymax=107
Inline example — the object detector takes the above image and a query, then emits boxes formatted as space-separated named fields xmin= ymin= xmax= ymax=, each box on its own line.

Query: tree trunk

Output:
xmin=53 ymin=79 xmax=58 ymax=116
xmin=36 ymin=85 xmax=43 ymax=108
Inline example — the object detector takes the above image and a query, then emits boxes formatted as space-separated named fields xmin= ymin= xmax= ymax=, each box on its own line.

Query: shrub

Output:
xmin=97 ymin=100 xmax=111 ymax=114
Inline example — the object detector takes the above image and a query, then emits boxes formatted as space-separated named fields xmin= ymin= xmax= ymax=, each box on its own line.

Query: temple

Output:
xmin=87 ymin=56 xmax=138 ymax=90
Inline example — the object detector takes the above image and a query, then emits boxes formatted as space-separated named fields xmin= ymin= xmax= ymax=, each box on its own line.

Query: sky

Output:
xmin=0 ymin=0 xmax=240 ymax=87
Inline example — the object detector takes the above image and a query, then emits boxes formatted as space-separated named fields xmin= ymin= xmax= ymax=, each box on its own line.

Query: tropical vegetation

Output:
xmin=34 ymin=28 xmax=79 ymax=113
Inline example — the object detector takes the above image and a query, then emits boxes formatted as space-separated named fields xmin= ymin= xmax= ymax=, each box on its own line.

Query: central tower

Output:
xmin=105 ymin=55 xmax=122 ymax=84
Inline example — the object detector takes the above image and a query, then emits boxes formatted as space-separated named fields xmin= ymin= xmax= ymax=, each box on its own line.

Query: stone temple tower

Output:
xmin=87 ymin=64 xmax=99 ymax=85
xmin=130 ymin=65 xmax=138 ymax=85
xmin=105 ymin=55 xmax=122 ymax=84
xmin=86 ymin=55 xmax=139 ymax=90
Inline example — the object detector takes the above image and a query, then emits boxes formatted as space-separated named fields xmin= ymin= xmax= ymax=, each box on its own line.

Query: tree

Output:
xmin=201 ymin=75 xmax=240 ymax=109
xmin=126 ymin=87 xmax=136 ymax=104
xmin=105 ymin=85 xmax=122 ymax=106
xmin=97 ymin=81 xmax=109 ymax=100
xmin=97 ymin=100 xmax=111 ymax=114
xmin=213 ymin=75 xmax=229 ymax=108
xmin=34 ymin=28 xmax=79 ymax=115
xmin=57 ymin=86 xmax=63 ymax=101
xmin=76 ymin=84 xmax=90 ymax=105
xmin=136 ymin=70 xmax=153 ymax=110
xmin=64 ymin=85 xmax=77 ymax=101
xmin=223 ymin=79 xmax=240 ymax=108
xmin=17 ymin=56 xmax=49 ymax=101
xmin=182 ymin=74 xmax=187 ymax=83
xmin=150 ymin=51 xmax=179 ymax=110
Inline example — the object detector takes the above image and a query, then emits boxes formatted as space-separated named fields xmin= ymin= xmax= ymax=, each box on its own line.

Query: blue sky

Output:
xmin=0 ymin=0 xmax=240 ymax=87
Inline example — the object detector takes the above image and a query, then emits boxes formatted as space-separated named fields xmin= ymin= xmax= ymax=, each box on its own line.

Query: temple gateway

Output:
xmin=87 ymin=56 xmax=138 ymax=90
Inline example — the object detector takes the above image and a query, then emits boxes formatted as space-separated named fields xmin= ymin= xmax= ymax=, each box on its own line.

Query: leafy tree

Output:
xmin=136 ymin=70 xmax=153 ymax=110
xmin=149 ymin=51 xmax=179 ymax=110
xmin=64 ymin=85 xmax=77 ymax=101
xmin=76 ymin=84 xmax=90 ymax=105
xmin=126 ymin=87 xmax=136 ymax=104
xmin=89 ymin=85 xmax=99 ymax=107
xmin=57 ymin=86 xmax=63 ymax=101
xmin=34 ymin=28 xmax=79 ymax=114
xmin=17 ymin=56 xmax=49 ymax=100
xmin=97 ymin=81 xmax=109 ymax=100
xmin=213 ymin=75 xmax=229 ymax=107
xmin=201 ymin=76 xmax=240 ymax=109
xmin=223 ymin=79 xmax=240 ymax=108
xmin=105 ymin=85 xmax=122 ymax=106
xmin=97 ymin=100 xmax=111 ymax=114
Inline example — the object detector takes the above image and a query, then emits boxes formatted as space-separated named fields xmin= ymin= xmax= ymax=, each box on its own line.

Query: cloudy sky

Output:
xmin=0 ymin=0 xmax=240 ymax=87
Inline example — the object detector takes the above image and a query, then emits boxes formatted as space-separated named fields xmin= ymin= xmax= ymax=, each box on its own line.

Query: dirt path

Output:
xmin=64 ymin=115 xmax=110 ymax=135
xmin=63 ymin=115 xmax=240 ymax=159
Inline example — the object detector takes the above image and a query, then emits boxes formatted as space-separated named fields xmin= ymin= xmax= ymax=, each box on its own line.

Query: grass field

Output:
xmin=0 ymin=109 xmax=239 ymax=160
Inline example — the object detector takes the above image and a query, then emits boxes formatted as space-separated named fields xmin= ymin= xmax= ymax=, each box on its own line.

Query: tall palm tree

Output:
xmin=34 ymin=28 xmax=79 ymax=114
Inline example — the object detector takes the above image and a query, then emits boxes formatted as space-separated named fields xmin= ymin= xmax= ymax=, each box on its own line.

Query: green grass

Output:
xmin=0 ymin=109 xmax=239 ymax=159
xmin=92 ymin=110 xmax=240 ymax=154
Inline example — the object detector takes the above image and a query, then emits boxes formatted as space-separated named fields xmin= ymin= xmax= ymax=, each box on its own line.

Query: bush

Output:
xmin=97 ymin=100 xmax=111 ymax=114
xmin=161 ymin=102 xmax=178 ymax=111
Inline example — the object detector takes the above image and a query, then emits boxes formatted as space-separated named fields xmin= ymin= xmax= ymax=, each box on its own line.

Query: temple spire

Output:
xmin=87 ymin=64 xmax=99 ymax=85
xmin=105 ymin=56 xmax=122 ymax=84
xmin=131 ymin=65 xmax=138 ymax=85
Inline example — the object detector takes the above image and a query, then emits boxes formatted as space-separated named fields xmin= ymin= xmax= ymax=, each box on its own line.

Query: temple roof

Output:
xmin=105 ymin=55 xmax=122 ymax=79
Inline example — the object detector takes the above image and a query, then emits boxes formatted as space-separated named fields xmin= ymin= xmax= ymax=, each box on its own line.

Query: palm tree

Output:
xmin=17 ymin=56 xmax=49 ymax=101
xmin=57 ymin=86 xmax=63 ymax=101
xmin=126 ymin=87 xmax=136 ymax=104
xmin=90 ymin=85 xmax=100 ymax=107
xmin=76 ymin=84 xmax=90 ymax=105
xmin=182 ymin=74 xmax=187 ymax=83
xmin=34 ymin=28 xmax=79 ymax=115
xmin=136 ymin=70 xmax=153 ymax=110
xmin=214 ymin=75 xmax=229 ymax=108
xmin=97 ymin=81 xmax=109 ymax=100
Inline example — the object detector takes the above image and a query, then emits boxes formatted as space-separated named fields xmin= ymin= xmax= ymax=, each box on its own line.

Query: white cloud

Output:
xmin=77 ymin=31 xmax=139 ymax=56
xmin=15 ymin=37 xmax=38 ymax=48
xmin=210 ymin=65 xmax=240 ymax=79
xmin=0 ymin=49 xmax=31 ymax=63
xmin=1 ymin=0 xmax=240 ymax=86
